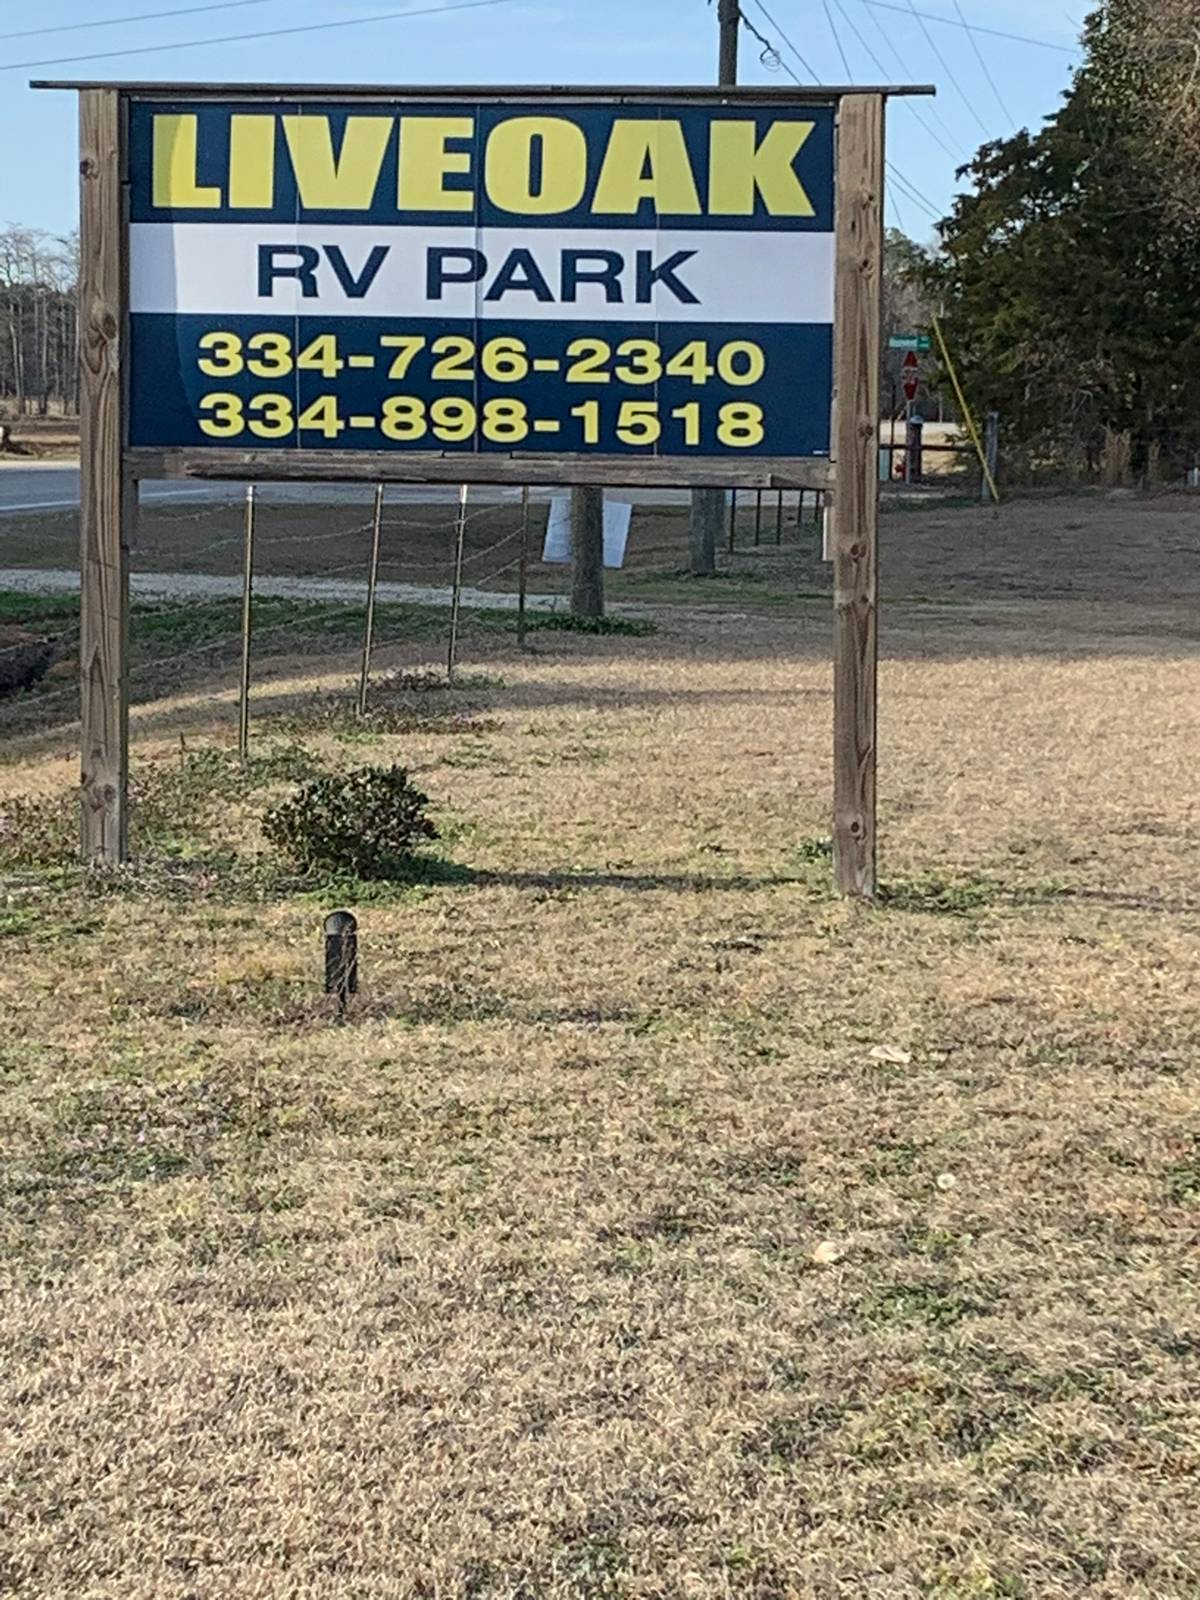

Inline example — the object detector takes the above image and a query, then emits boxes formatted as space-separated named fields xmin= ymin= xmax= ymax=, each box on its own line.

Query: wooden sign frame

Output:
xmin=43 ymin=79 xmax=923 ymax=894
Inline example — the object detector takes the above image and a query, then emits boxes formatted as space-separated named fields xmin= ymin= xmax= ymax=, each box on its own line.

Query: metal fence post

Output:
xmin=357 ymin=483 xmax=384 ymax=717
xmin=237 ymin=484 xmax=255 ymax=760
xmin=517 ymin=485 xmax=530 ymax=649
xmin=981 ymin=411 xmax=999 ymax=502
xmin=447 ymin=483 xmax=468 ymax=682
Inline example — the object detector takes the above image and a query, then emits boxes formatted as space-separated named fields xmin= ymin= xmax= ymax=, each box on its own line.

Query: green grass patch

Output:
xmin=0 ymin=591 xmax=526 ymax=735
xmin=870 ymin=1281 xmax=990 ymax=1329
xmin=0 ymin=744 xmax=327 ymax=871
xmin=0 ymin=591 xmax=524 ymax=664
xmin=607 ymin=569 xmax=828 ymax=607
xmin=518 ymin=612 xmax=657 ymax=637
xmin=135 ymin=596 xmax=459 ymax=653
xmin=879 ymin=870 xmax=1074 ymax=915
xmin=0 ymin=592 xmax=80 ymax=627
xmin=879 ymin=871 xmax=1002 ymax=915
xmin=1165 ymin=1135 xmax=1200 ymax=1205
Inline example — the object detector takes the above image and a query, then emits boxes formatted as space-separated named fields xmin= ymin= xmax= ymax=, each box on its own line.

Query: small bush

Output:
xmin=0 ymin=635 xmax=57 ymax=696
xmin=262 ymin=765 xmax=438 ymax=879
xmin=795 ymin=835 xmax=833 ymax=863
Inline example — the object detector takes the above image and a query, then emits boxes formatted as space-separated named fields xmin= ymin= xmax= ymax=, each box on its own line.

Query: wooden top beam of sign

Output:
xmin=124 ymin=448 xmax=835 ymax=492
xmin=831 ymin=93 xmax=884 ymax=899
xmin=34 ymin=81 xmax=935 ymax=100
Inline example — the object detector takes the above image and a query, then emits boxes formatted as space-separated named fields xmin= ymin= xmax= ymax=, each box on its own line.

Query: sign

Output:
xmin=889 ymin=332 xmax=931 ymax=352
xmin=902 ymin=348 xmax=920 ymax=401
xmin=542 ymin=496 xmax=632 ymax=567
xmin=127 ymin=98 xmax=838 ymax=460
xmin=60 ymin=79 xmax=906 ymax=890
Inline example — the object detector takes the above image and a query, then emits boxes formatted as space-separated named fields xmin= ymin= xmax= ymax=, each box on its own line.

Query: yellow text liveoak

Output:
xmin=151 ymin=113 xmax=819 ymax=217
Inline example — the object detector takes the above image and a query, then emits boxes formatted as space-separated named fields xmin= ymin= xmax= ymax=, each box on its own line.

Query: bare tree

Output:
xmin=0 ymin=224 xmax=79 ymax=418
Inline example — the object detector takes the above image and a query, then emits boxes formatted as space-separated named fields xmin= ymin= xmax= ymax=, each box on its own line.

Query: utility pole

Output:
xmin=718 ymin=0 xmax=739 ymax=84
xmin=689 ymin=0 xmax=740 ymax=576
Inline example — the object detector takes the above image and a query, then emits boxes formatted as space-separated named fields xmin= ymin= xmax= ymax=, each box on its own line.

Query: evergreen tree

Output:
xmin=931 ymin=2 xmax=1200 ymax=474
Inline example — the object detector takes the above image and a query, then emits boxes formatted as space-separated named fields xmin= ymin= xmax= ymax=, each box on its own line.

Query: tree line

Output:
xmin=920 ymin=0 xmax=1200 ymax=481
xmin=8 ymin=0 xmax=1200 ymax=480
xmin=0 ymin=226 xmax=79 ymax=419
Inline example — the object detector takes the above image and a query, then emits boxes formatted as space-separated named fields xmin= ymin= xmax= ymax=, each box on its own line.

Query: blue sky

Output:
xmin=1 ymin=0 xmax=1081 ymax=242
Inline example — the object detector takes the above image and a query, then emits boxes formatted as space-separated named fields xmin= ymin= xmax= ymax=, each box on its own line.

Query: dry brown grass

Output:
xmin=1 ymin=495 xmax=1199 ymax=1598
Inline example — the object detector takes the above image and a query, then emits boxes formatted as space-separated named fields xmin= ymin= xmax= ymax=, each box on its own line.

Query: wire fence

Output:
xmin=728 ymin=486 xmax=827 ymax=550
xmin=0 ymin=479 xmax=834 ymax=764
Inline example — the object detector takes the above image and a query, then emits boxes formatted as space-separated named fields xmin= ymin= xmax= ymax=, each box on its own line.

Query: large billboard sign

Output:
xmin=126 ymin=98 xmax=837 ymax=460
xmin=54 ymin=80 xmax=906 ymax=883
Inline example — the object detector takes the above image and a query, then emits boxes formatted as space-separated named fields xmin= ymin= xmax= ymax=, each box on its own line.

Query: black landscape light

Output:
xmin=324 ymin=910 xmax=358 ymax=1018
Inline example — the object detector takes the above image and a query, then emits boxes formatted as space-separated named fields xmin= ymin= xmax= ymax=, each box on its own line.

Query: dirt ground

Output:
xmin=0 ymin=492 xmax=1198 ymax=1598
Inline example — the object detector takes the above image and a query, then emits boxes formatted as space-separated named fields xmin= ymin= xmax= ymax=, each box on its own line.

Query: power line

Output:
xmin=860 ymin=0 xmax=1076 ymax=53
xmin=829 ymin=0 xmax=887 ymax=80
xmin=953 ymin=0 xmax=1014 ymax=123
xmin=848 ymin=0 xmax=963 ymax=152
xmin=3 ymin=0 xmax=519 ymax=72
xmin=887 ymin=163 xmax=942 ymax=220
xmin=821 ymin=0 xmax=856 ymax=80
xmin=904 ymin=0 xmax=990 ymax=137
xmin=746 ymin=0 xmax=818 ymax=80
xmin=747 ymin=3 xmax=947 ymax=227
xmin=829 ymin=0 xmax=961 ymax=160
xmin=749 ymin=3 xmax=946 ymax=230
xmin=0 ymin=1 xmax=271 ymax=45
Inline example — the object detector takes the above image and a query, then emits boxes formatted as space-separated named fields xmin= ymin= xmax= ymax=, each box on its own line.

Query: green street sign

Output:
xmin=889 ymin=333 xmax=933 ymax=352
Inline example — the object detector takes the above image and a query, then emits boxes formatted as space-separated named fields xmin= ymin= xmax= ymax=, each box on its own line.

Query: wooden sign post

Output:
xmin=78 ymin=87 xmax=132 ymax=865
xmin=832 ymin=94 xmax=884 ymax=898
xmin=54 ymin=79 xmax=917 ymax=890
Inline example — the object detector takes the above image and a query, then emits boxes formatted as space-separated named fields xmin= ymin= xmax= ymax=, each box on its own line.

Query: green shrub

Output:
xmin=795 ymin=835 xmax=833 ymax=863
xmin=262 ymin=765 xmax=438 ymax=879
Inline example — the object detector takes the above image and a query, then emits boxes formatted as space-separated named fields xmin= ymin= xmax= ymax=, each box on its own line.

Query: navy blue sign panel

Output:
xmin=127 ymin=98 xmax=838 ymax=458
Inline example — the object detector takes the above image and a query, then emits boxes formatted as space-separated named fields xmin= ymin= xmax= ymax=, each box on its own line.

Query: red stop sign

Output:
xmin=902 ymin=349 xmax=919 ymax=400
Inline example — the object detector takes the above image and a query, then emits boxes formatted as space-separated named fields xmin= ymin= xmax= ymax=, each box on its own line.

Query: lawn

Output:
xmin=0 ymin=492 xmax=1198 ymax=1598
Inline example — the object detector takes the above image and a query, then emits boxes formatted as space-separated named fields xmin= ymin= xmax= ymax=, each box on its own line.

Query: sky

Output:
xmin=0 ymin=0 xmax=1082 ymax=243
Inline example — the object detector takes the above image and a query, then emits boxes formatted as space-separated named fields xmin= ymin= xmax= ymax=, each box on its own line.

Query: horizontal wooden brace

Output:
xmin=124 ymin=447 xmax=835 ymax=492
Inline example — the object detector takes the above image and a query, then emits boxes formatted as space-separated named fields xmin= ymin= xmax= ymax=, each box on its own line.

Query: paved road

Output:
xmin=0 ymin=461 xmax=692 ymax=516
xmin=0 ymin=462 xmax=224 ymax=515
